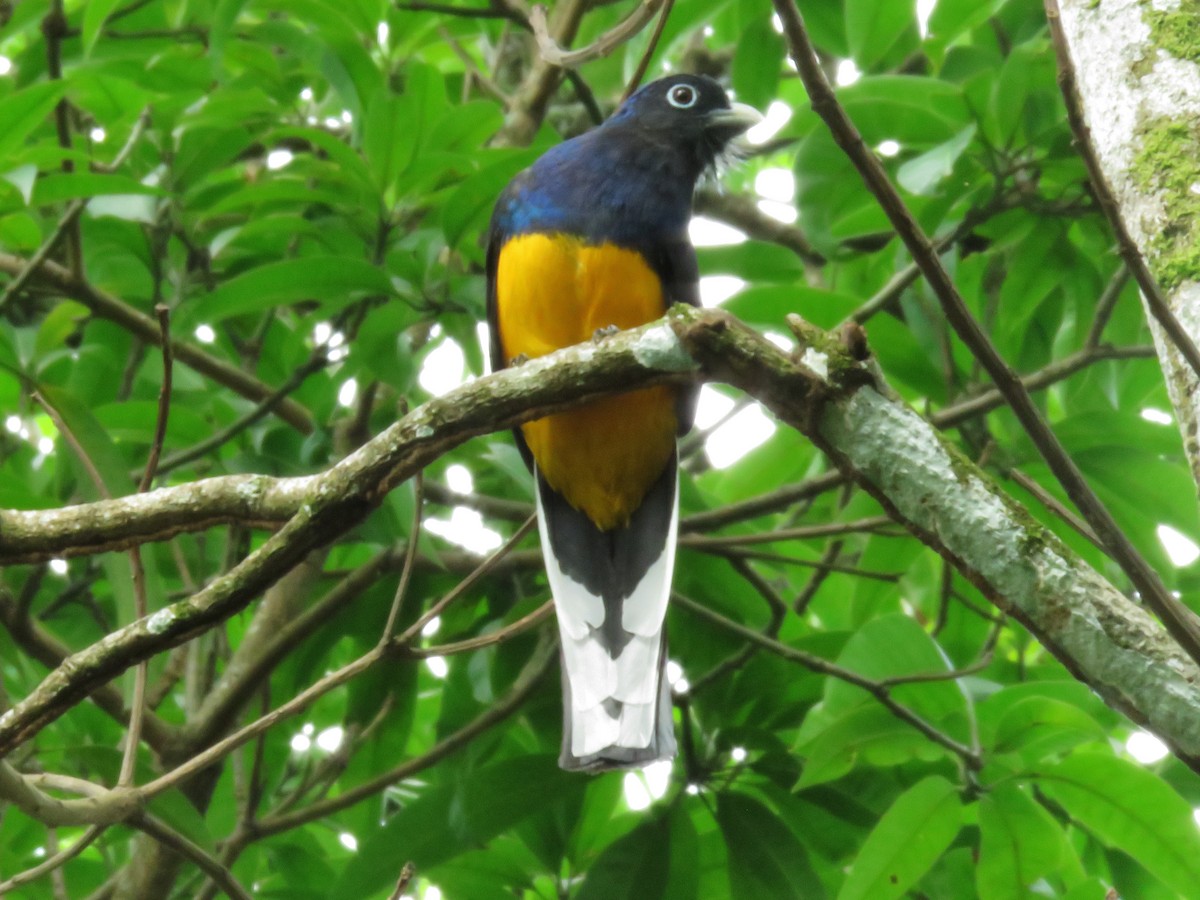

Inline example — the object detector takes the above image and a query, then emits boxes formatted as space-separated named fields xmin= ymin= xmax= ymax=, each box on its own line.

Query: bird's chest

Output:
xmin=494 ymin=233 xmax=665 ymax=361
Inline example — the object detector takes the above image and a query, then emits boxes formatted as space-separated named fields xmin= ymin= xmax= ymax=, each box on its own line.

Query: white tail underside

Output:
xmin=535 ymin=468 xmax=679 ymax=758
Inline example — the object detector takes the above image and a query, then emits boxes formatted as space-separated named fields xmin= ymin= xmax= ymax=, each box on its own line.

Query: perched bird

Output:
xmin=486 ymin=75 xmax=760 ymax=771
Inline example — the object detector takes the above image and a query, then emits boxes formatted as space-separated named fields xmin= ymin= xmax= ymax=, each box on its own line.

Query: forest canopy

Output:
xmin=3 ymin=0 xmax=1200 ymax=898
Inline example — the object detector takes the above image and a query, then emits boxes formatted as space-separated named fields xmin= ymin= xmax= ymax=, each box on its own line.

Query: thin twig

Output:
xmin=674 ymin=592 xmax=980 ymax=767
xmin=438 ymin=26 xmax=509 ymax=104
xmin=252 ymin=635 xmax=556 ymax=837
xmin=119 ymin=546 xmax=149 ymax=786
xmin=32 ymin=391 xmax=113 ymax=498
xmin=397 ymin=1 xmax=524 ymax=24
xmin=621 ymin=0 xmax=674 ymax=101
xmin=695 ymin=544 xmax=900 ymax=582
xmin=1085 ymin=263 xmax=1131 ymax=348
xmin=131 ymin=813 xmax=252 ymax=900
xmin=877 ymin=651 xmax=995 ymax=687
xmin=932 ymin=558 xmax=954 ymax=637
xmin=681 ymin=469 xmax=846 ymax=532
xmin=773 ymin=0 xmax=1200 ymax=667
xmin=930 ymin=343 xmax=1154 ymax=430
xmin=682 ymin=515 xmax=899 ymax=550
xmin=794 ymin=539 xmax=843 ymax=614
xmin=687 ymin=558 xmax=786 ymax=695
xmin=0 ymin=824 xmax=107 ymax=895
xmin=1006 ymin=467 xmax=1104 ymax=552
xmin=380 ymin=473 xmax=425 ymax=645
xmin=694 ymin=190 xmax=825 ymax=268
xmin=414 ymin=600 xmax=553 ymax=657
xmin=847 ymin=201 xmax=1004 ymax=326
xmin=0 ymin=252 xmax=314 ymax=432
xmin=0 ymin=106 xmax=148 ymax=314
xmin=130 ymin=599 xmax=547 ymax=809
xmin=397 ymin=514 xmax=537 ymax=643
xmin=137 ymin=305 xmax=173 ymax=492
xmin=530 ymin=0 xmax=662 ymax=67
xmin=153 ymin=352 xmax=327 ymax=475
xmin=388 ymin=862 xmax=417 ymax=900
xmin=122 ymin=308 xmax=172 ymax=787
xmin=43 ymin=0 xmax=81 ymax=277
xmin=197 ymin=643 xmax=552 ymax=894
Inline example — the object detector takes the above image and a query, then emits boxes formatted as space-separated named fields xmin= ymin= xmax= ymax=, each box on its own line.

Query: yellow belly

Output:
xmin=495 ymin=233 xmax=677 ymax=531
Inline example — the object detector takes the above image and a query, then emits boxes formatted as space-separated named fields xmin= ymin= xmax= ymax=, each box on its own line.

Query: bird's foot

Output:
xmin=592 ymin=324 xmax=620 ymax=343
xmin=509 ymin=353 xmax=529 ymax=367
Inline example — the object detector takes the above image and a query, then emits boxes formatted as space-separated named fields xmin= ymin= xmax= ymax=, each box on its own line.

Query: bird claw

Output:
xmin=509 ymin=353 xmax=529 ymax=367
xmin=592 ymin=324 xmax=620 ymax=343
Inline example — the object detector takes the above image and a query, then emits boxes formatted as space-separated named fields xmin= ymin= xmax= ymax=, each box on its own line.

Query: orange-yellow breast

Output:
xmin=495 ymin=233 xmax=677 ymax=531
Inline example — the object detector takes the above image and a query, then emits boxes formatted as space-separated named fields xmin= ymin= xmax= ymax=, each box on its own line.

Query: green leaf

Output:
xmin=823 ymin=613 xmax=969 ymax=738
xmin=38 ymin=384 xmax=134 ymax=498
xmin=695 ymin=240 xmax=810 ymax=282
xmin=0 ymin=82 xmax=67 ymax=163
xmin=575 ymin=807 xmax=686 ymax=900
xmin=362 ymin=89 xmax=408 ymax=196
xmin=717 ymin=792 xmax=826 ymax=899
xmin=3 ymin=164 xmax=37 ymax=204
xmin=1036 ymin=752 xmax=1200 ymax=896
xmin=987 ymin=42 xmax=1058 ymax=146
xmin=845 ymin=0 xmax=918 ymax=70
xmin=839 ymin=76 xmax=970 ymax=145
xmin=926 ymin=0 xmax=1010 ymax=51
xmin=797 ymin=704 xmax=943 ymax=788
xmin=732 ymin=19 xmax=784 ymax=109
xmin=92 ymin=401 xmax=211 ymax=447
xmin=897 ymin=125 xmax=976 ymax=195
xmin=977 ymin=784 xmax=1069 ymax=900
xmin=82 ymin=0 xmax=125 ymax=56
xmin=194 ymin=257 xmax=392 ymax=322
xmin=146 ymin=793 xmax=214 ymax=852
xmin=723 ymin=284 xmax=861 ymax=331
xmin=31 ymin=173 xmax=163 ymax=205
xmin=836 ymin=776 xmax=963 ymax=900
xmin=272 ymin=125 xmax=377 ymax=201
xmin=441 ymin=150 xmax=538 ymax=248
xmin=334 ymin=755 xmax=583 ymax=897
xmin=990 ymin=695 xmax=1107 ymax=765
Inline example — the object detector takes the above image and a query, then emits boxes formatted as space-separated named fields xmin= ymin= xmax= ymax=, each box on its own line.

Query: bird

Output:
xmin=486 ymin=74 xmax=761 ymax=772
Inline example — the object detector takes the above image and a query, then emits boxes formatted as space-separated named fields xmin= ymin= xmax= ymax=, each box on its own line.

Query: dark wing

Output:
xmin=484 ymin=198 xmax=510 ymax=379
xmin=640 ymin=233 xmax=701 ymax=435
xmin=485 ymin=185 xmax=537 ymax=471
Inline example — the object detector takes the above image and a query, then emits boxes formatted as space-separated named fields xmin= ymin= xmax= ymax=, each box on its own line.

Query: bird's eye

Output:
xmin=666 ymin=84 xmax=698 ymax=109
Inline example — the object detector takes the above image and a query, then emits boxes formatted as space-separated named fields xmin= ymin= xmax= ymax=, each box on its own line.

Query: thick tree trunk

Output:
xmin=1053 ymin=0 xmax=1200 ymax=491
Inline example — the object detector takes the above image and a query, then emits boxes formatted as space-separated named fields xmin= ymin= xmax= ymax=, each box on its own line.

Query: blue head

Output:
xmin=605 ymin=75 xmax=762 ymax=177
xmin=493 ymin=75 xmax=761 ymax=243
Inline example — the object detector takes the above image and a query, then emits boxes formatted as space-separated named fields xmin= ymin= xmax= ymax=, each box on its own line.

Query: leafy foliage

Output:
xmin=1 ymin=0 xmax=1198 ymax=898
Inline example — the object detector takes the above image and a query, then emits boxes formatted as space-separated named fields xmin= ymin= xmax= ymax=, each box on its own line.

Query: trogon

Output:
xmin=486 ymin=75 xmax=760 ymax=771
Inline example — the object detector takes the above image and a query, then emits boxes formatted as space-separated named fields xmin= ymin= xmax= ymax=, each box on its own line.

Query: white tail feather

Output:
xmin=536 ymin=466 xmax=679 ymax=763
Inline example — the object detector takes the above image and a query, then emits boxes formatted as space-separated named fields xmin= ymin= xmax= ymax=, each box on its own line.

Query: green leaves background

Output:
xmin=1 ymin=0 xmax=1199 ymax=898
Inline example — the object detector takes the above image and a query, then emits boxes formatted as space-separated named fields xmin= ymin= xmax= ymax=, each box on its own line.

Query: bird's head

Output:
xmin=607 ymin=75 xmax=763 ymax=174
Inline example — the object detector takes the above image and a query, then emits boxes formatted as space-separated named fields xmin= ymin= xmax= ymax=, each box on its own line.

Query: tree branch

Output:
xmin=529 ymin=0 xmax=662 ymax=68
xmin=0 ymin=253 xmax=314 ymax=433
xmin=4 ymin=306 xmax=1200 ymax=778
xmin=771 ymin=0 xmax=1200 ymax=671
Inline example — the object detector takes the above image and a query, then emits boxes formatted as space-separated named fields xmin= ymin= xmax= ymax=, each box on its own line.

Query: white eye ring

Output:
xmin=667 ymin=84 xmax=698 ymax=109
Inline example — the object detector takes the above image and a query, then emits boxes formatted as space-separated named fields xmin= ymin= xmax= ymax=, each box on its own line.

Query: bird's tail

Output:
xmin=534 ymin=458 xmax=679 ymax=772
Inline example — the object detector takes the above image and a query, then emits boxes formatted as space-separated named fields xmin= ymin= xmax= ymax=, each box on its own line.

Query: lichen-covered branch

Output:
xmin=4 ymin=305 xmax=1200 ymax=776
xmin=0 ymin=315 xmax=696 ymax=756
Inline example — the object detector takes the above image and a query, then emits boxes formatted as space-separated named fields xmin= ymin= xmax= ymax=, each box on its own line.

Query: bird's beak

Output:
xmin=705 ymin=102 xmax=764 ymax=136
